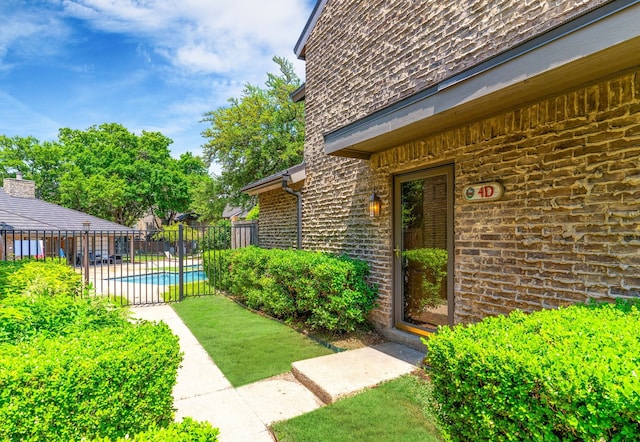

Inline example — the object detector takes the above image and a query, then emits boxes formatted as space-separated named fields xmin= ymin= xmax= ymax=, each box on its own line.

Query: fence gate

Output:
xmin=0 ymin=223 xmax=258 ymax=306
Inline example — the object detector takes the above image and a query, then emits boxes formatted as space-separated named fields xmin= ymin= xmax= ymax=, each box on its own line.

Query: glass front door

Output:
xmin=394 ymin=165 xmax=454 ymax=334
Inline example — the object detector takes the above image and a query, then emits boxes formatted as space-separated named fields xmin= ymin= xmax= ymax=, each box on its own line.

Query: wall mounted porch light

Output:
xmin=369 ymin=192 xmax=381 ymax=218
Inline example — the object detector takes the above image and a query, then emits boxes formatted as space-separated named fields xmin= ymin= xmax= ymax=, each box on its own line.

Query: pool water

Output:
xmin=112 ymin=270 xmax=207 ymax=285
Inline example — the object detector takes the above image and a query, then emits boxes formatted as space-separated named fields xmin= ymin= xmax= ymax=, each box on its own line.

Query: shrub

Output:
xmin=0 ymin=293 xmax=128 ymax=343
xmin=246 ymin=204 xmax=259 ymax=220
xmin=0 ymin=259 xmax=82 ymax=298
xmin=205 ymin=246 xmax=378 ymax=332
xmin=425 ymin=301 xmax=640 ymax=441
xmin=202 ymin=248 xmax=233 ymax=290
xmin=200 ymin=220 xmax=232 ymax=251
xmin=0 ymin=321 xmax=182 ymax=441
xmin=0 ymin=261 xmax=27 ymax=298
xmin=91 ymin=417 xmax=220 ymax=441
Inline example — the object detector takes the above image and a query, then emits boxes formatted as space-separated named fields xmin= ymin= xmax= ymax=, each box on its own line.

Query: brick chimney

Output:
xmin=3 ymin=173 xmax=36 ymax=198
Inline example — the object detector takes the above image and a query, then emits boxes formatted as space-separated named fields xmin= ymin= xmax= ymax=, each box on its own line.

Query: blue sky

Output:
xmin=0 ymin=0 xmax=313 ymax=165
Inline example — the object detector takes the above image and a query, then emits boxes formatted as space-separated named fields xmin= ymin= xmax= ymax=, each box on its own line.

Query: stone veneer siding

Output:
xmin=297 ymin=0 xmax=637 ymax=330
xmin=302 ymin=69 xmax=640 ymax=328
xmin=258 ymin=183 xmax=302 ymax=249
xmin=3 ymin=178 xmax=36 ymax=198
xmin=305 ymin=0 xmax=609 ymax=135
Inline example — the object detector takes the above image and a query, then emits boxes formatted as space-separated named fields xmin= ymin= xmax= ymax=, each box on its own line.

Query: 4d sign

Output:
xmin=463 ymin=182 xmax=503 ymax=202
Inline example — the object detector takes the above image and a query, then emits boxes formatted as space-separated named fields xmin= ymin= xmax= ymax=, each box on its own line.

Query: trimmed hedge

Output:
xmin=0 ymin=261 xmax=26 ymax=298
xmin=0 ymin=259 xmax=82 ymax=298
xmin=0 ymin=259 xmax=219 ymax=440
xmin=203 ymin=246 xmax=378 ymax=332
xmin=202 ymin=249 xmax=232 ymax=291
xmin=425 ymin=301 xmax=640 ymax=441
xmin=91 ymin=418 xmax=219 ymax=441
xmin=0 ymin=321 xmax=182 ymax=441
xmin=0 ymin=293 xmax=127 ymax=343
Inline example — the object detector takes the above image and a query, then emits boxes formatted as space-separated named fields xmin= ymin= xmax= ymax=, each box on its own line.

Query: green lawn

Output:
xmin=173 ymin=294 xmax=444 ymax=441
xmin=272 ymin=374 xmax=443 ymax=441
xmin=163 ymin=281 xmax=215 ymax=301
xmin=171 ymin=295 xmax=333 ymax=386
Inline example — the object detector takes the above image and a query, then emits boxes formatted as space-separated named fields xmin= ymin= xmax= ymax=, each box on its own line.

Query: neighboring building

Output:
xmin=0 ymin=175 xmax=134 ymax=263
xmin=135 ymin=211 xmax=207 ymax=231
xmin=247 ymin=0 xmax=640 ymax=347
xmin=241 ymin=162 xmax=305 ymax=249
xmin=222 ymin=204 xmax=251 ymax=222
xmin=175 ymin=212 xmax=207 ymax=228
xmin=135 ymin=210 xmax=162 ymax=231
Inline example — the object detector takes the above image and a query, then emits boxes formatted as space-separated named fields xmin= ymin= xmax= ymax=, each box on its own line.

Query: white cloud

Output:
xmin=175 ymin=45 xmax=228 ymax=73
xmin=0 ymin=0 xmax=312 ymax=164
xmin=58 ymin=0 xmax=310 ymax=78
xmin=0 ymin=8 xmax=69 ymax=64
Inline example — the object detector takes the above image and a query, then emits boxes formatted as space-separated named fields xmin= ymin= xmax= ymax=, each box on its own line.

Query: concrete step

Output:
xmin=291 ymin=342 xmax=425 ymax=404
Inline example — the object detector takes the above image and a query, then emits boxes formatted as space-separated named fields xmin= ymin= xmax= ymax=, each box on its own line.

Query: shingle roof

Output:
xmin=222 ymin=205 xmax=250 ymax=219
xmin=0 ymin=188 xmax=134 ymax=232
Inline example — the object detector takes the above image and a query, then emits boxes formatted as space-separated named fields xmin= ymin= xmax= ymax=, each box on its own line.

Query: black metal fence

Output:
xmin=0 ymin=222 xmax=258 ymax=306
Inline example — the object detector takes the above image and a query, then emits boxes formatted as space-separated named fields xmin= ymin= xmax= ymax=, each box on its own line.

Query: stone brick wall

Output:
xmin=297 ymin=0 xmax=637 ymax=331
xmin=3 ymin=178 xmax=36 ymax=198
xmin=258 ymin=183 xmax=302 ymax=249
xmin=305 ymin=0 xmax=609 ymax=136
xmin=377 ymin=71 xmax=640 ymax=324
xmin=302 ymin=68 xmax=640 ymax=328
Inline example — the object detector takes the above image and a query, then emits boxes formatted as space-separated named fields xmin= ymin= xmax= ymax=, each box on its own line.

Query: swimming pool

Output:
xmin=111 ymin=270 xmax=207 ymax=285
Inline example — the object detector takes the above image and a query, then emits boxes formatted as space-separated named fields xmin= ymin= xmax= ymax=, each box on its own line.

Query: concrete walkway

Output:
xmin=131 ymin=305 xmax=425 ymax=442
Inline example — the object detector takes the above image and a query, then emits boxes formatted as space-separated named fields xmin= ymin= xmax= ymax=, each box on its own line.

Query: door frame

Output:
xmin=393 ymin=164 xmax=455 ymax=335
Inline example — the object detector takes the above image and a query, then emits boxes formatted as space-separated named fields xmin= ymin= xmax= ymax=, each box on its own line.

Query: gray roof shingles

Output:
xmin=0 ymin=188 xmax=134 ymax=232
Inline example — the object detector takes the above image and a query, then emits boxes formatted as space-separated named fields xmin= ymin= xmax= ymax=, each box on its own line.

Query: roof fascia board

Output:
xmin=294 ymin=0 xmax=328 ymax=59
xmin=325 ymin=0 xmax=640 ymax=157
xmin=291 ymin=83 xmax=306 ymax=102
xmin=242 ymin=163 xmax=306 ymax=196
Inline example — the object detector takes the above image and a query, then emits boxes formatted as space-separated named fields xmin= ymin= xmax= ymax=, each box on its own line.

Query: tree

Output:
xmin=56 ymin=123 xmax=211 ymax=227
xmin=0 ymin=124 xmax=212 ymax=227
xmin=201 ymin=56 xmax=305 ymax=211
xmin=0 ymin=135 xmax=66 ymax=202
xmin=188 ymin=175 xmax=227 ymax=224
xmin=151 ymin=152 xmax=210 ymax=227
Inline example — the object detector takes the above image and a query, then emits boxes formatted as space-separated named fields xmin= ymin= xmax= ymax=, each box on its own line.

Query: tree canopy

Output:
xmin=0 ymin=124 xmax=210 ymax=227
xmin=0 ymin=136 xmax=65 ymax=202
xmin=1 ymin=56 xmax=304 ymax=225
xmin=200 ymin=56 xmax=305 ymax=212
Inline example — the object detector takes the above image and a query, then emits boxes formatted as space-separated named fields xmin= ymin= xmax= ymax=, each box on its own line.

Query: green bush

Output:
xmin=0 ymin=261 xmax=27 ymax=298
xmin=0 ymin=259 xmax=82 ymax=298
xmin=91 ymin=417 xmax=220 ymax=441
xmin=246 ymin=204 xmax=259 ymax=220
xmin=202 ymin=248 xmax=232 ymax=290
xmin=0 ymin=260 xmax=204 ymax=440
xmin=0 ymin=321 xmax=182 ymax=441
xmin=200 ymin=220 xmax=232 ymax=251
xmin=425 ymin=301 xmax=640 ymax=441
xmin=0 ymin=293 xmax=128 ymax=343
xmin=204 ymin=246 xmax=378 ymax=332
